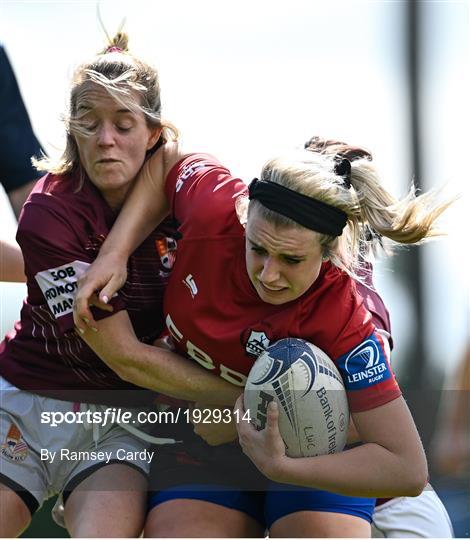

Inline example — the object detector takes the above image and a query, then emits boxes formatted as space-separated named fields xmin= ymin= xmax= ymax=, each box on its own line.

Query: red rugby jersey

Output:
xmin=163 ymin=154 xmax=401 ymax=412
xmin=0 ymin=172 xmax=177 ymax=405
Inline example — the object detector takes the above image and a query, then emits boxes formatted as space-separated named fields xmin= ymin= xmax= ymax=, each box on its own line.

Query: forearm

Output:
xmin=120 ymin=342 xmax=241 ymax=405
xmin=83 ymin=322 xmax=240 ymax=406
xmin=0 ymin=239 xmax=26 ymax=282
xmin=237 ymin=395 xmax=428 ymax=498
xmin=269 ymin=442 xmax=427 ymax=498
xmin=100 ymin=148 xmax=169 ymax=260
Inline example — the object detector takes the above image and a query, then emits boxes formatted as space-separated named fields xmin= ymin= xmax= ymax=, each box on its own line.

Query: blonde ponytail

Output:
xmin=252 ymin=137 xmax=454 ymax=280
xmin=349 ymin=159 xmax=452 ymax=244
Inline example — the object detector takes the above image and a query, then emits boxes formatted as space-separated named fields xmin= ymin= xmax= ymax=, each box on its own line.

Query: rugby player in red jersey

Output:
xmin=75 ymin=137 xmax=452 ymax=537
xmin=0 ymin=33 xmax=240 ymax=538
xmin=299 ymin=138 xmax=453 ymax=538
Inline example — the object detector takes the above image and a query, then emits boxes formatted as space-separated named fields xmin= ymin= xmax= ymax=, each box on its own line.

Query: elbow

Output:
xmin=403 ymin=461 xmax=428 ymax=497
xmin=108 ymin=356 xmax=135 ymax=384
xmin=115 ymin=366 xmax=131 ymax=383
xmin=114 ymin=363 xmax=137 ymax=384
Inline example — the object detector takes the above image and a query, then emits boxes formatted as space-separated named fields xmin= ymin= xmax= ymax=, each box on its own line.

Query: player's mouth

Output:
xmin=96 ymin=158 xmax=120 ymax=164
xmin=258 ymin=281 xmax=287 ymax=293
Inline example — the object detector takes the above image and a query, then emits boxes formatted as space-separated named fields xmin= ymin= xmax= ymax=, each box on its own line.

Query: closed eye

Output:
xmin=283 ymin=256 xmax=303 ymax=265
xmin=80 ymin=121 xmax=98 ymax=134
xmin=251 ymin=246 xmax=267 ymax=256
xmin=116 ymin=124 xmax=132 ymax=132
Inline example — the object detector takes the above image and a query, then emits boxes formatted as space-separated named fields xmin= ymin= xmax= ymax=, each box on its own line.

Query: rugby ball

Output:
xmin=244 ymin=338 xmax=349 ymax=458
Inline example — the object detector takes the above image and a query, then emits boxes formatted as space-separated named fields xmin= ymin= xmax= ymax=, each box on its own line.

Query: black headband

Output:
xmin=248 ymin=179 xmax=348 ymax=236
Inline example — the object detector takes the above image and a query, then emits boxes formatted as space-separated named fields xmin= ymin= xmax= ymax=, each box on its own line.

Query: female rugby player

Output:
xmin=0 ymin=33 xmax=240 ymax=538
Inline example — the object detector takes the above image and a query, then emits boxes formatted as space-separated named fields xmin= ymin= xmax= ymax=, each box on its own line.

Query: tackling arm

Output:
xmin=81 ymin=309 xmax=241 ymax=406
xmin=74 ymin=143 xmax=186 ymax=330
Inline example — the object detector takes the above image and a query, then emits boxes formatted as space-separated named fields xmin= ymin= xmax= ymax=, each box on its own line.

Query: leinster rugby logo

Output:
xmin=338 ymin=333 xmax=391 ymax=390
xmin=1 ymin=423 xmax=28 ymax=462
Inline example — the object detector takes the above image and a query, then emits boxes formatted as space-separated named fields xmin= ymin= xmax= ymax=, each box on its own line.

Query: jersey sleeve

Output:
xmin=0 ymin=46 xmax=44 ymax=191
xmin=300 ymin=267 xmax=401 ymax=413
xmin=165 ymin=154 xmax=247 ymax=236
xmin=335 ymin=329 xmax=401 ymax=412
xmin=16 ymin=199 xmax=125 ymax=334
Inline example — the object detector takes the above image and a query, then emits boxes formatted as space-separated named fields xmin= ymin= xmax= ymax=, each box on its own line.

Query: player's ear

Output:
xmin=235 ymin=195 xmax=248 ymax=228
xmin=146 ymin=127 xmax=163 ymax=150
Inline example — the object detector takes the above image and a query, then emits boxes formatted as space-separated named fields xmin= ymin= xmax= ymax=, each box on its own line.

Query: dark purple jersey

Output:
xmin=0 ymin=172 xmax=177 ymax=405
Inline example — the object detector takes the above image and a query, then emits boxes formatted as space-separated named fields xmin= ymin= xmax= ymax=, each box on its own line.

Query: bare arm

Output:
xmin=236 ymin=396 xmax=428 ymax=498
xmin=0 ymin=239 xmax=26 ymax=282
xmin=80 ymin=309 xmax=240 ymax=406
xmin=74 ymin=142 xmax=185 ymax=330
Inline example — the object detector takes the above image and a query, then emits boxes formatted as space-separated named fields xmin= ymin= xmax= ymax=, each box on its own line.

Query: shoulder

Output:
xmin=22 ymin=172 xmax=107 ymax=222
xmin=300 ymin=263 xmax=374 ymax=357
xmin=167 ymin=153 xmax=236 ymax=188
xmin=18 ymin=173 xmax=110 ymax=249
xmin=165 ymin=152 xmax=247 ymax=232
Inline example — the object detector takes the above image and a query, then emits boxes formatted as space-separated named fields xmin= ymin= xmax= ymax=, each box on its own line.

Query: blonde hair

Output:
xmin=249 ymin=137 xmax=453 ymax=278
xmin=34 ymin=32 xmax=178 ymax=185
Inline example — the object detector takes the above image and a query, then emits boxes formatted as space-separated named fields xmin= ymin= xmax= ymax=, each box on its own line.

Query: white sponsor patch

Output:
xmin=35 ymin=261 xmax=91 ymax=319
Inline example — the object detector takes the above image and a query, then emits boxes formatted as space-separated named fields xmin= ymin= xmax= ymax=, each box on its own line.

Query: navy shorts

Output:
xmin=148 ymin=413 xmax=375 ymax=528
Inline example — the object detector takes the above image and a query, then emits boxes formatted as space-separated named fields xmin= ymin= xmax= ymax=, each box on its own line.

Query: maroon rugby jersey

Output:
xmin=161 ymin=154 xmax=401 ymax=412
xmin=0 ymin=172 xmax=177 ymax=405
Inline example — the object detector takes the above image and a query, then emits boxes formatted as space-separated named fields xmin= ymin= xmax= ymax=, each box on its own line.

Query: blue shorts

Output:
xmin=147 ymin=413 xmax=375 ymax=528
xmin=149 ymin=483 xmax=375 ymax=528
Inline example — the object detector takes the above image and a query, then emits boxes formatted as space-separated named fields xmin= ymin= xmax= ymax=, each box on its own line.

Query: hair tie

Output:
xmin=334 ymin=156 xmax=352 ymax=189
xmin=106 ymin=46 xmax=123 ymax=54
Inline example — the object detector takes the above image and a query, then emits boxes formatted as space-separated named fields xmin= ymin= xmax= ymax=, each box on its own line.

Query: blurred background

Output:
xmin=0 ymin=0 xmax=468 ymax=536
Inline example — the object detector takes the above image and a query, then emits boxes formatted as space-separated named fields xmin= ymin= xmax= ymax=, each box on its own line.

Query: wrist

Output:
xmin=100 ymin=245 xmax=129 ymax=260
xmin=263 ymin=455 xmax=293 ymax=483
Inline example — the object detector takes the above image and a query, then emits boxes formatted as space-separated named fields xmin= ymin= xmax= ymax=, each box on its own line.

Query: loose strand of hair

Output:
xmin=349 ymin=161 xmax=452 ymax=245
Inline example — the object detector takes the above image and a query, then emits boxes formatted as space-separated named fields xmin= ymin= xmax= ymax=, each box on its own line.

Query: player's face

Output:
xmin=74 ymin=84 xmax=160 ymax=210
xmin=245 ymin=208 xmax=324 ymax=305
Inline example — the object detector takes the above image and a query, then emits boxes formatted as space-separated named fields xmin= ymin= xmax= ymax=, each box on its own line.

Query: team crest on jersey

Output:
xmin=336 ymin=332 xmax=391 ymax=390
xmin=1 ymin=423 xmax=28 ymax=462
xmin=243 ymin=329 xmax=271 ymax=357
xmin=155 ymin=235 xmax=177 ymax=276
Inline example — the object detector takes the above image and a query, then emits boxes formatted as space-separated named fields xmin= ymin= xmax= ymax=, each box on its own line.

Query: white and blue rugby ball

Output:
xmin=244 ymin=338 xmax=349 ymax=458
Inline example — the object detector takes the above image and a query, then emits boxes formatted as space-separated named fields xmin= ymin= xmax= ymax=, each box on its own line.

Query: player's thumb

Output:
xmin=99 ymin=276 xmax=123 ymax=304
